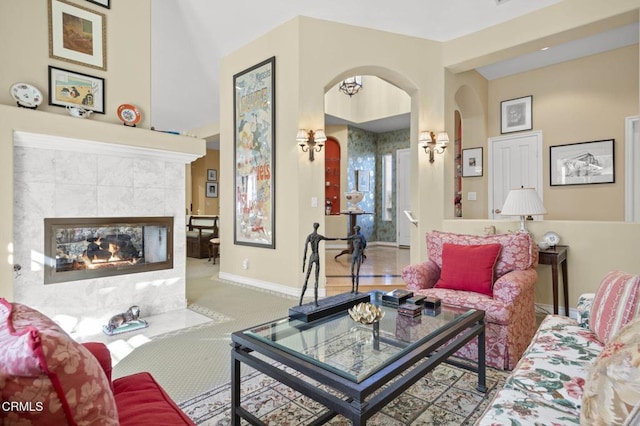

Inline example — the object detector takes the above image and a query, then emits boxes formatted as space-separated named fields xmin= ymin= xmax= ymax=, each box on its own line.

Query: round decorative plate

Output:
xmin=10 ymin=83 xmax=43 ymax=108
xmin=543 ymin=231 xmax=560 ymax=246
xmin=117 ymin=103 xmax=141 ymax=126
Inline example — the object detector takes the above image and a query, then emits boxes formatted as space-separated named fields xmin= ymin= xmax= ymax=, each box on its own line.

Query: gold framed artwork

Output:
xmin=48 ymin=0 xmax=107 ymax=71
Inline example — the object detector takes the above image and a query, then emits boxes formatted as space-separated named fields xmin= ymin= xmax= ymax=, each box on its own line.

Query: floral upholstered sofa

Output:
xmin=477 ymin=270 xmax=640 ymax=426
xmin=402 ymin=230 xmax=538 ymax=370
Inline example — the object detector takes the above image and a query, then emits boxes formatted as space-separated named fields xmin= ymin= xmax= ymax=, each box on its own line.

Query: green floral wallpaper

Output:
xmin=345 ymin=126 xmax=410 ymax=243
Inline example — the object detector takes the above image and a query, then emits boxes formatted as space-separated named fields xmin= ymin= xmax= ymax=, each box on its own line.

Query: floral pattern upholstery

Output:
xmin=477 ymin=307 xmax=604 ymax=425
xmin=0 ymin=298 xmax=119 ymax=425
xmin=581 ymin=317 xmax=640 ymax=425
xmin=402 ymin=231 xmax=539 ymax=370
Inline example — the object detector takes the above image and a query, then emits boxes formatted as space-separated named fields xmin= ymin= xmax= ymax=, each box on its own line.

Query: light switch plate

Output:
xmin=468 ymin=192 xmax=477 ymax=201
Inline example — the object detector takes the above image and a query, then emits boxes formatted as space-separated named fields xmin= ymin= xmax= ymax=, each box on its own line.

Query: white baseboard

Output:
xmin=218 ymin=272 xmax=326 ymax=299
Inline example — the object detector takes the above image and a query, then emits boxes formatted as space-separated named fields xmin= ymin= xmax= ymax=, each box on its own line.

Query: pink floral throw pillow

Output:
xmin=589 ymin=270 xmax=640 ymax=345
xmin=581 ymin=317 xmax=640 ymax=425
xmin=0 ymin=298 xmax=118 ymax=425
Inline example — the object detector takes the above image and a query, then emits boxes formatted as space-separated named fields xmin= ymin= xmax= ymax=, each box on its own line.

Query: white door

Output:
xmin=396 ymin=148 xmax=411 ymax=246
xmin=488 ymin=131 xmax=543 ymax=219
xmin=625 ymin=116 xmax=640 ymax=222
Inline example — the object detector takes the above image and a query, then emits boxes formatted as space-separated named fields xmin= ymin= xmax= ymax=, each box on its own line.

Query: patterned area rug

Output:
xmin=179 ymin=361 xmax=509 ymax=425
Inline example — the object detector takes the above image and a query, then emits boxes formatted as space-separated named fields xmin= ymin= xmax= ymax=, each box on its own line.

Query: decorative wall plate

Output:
xmin=10 ymin=83 xmax=43 ymax=108
xmin=543 ymin=231 xmax=560 ymax=246
xmin=117 ymin=103 xmax=141 ymax=126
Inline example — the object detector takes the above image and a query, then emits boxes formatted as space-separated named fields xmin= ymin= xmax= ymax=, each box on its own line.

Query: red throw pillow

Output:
xmin=0 ymin=299 xmax=118 ymax=425
xmin=589 ymin=270 xmax=640 ymax=344
xmin=434 ymin=243 xmax=502 ymax=297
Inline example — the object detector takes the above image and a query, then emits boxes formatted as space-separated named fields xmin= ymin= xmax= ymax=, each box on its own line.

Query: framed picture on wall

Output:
xmin=207 ymin=169 xmax=217 ymax=181
xmin=48 ymin=66 xmax=105 ymax=113
xmin=206 ymin=182 xmax=218 ymax=198
xmin=48 ymin=0 xmax=107 ymax=70
xmin=500 ymin=95 xmax=532 ymax=134
xmin=550 ymin=139 xmax=615 ymax=186
xmin=356 ymin=169 xmax=370 ymax=192
xmin=462 ymin=147 xmax=483 ymax=177
xmin=86 ymin=0 xmax=109 ymax=9
xmin=233 ymin=56 xmax=275 ymax=248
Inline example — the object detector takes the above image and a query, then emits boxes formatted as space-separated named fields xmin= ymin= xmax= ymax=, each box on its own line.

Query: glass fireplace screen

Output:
xmin=44 ymin=217 xmax=174 ymax=284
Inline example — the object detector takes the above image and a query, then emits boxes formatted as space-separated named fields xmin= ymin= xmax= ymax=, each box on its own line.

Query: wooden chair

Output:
xmin=186 ymin=216 xmax=219 ymax=259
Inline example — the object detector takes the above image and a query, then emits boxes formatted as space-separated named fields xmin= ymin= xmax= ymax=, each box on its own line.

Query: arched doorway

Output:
xmin=323 ymin=74 xmax=413 ymax=294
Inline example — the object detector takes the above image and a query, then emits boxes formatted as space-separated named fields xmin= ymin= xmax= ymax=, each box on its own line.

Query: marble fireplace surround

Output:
xmin=12 ymin=131 xmax=199 ymax=337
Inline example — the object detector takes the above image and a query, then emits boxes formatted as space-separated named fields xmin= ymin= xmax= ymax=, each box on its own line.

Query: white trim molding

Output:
xmin=13 ymin=131 xmax=202 ymax=164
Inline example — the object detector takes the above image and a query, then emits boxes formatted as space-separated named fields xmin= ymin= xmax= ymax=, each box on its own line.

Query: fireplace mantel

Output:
xmin=14 ymin=131 xmax=202 ymax=164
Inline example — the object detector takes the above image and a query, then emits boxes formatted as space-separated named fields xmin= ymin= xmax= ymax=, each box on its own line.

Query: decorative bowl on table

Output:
xmin=348 ymin=302 xmax=384 ymax=325
xmin=344 ymin=190 xmax=364 ymax=213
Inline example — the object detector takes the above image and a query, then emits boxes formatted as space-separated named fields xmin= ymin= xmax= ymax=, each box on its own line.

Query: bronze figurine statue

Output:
xmin=300 ymin=223 xmax=336 ymax=307
xmin=344 ymin=225 xmax=366 ymax=293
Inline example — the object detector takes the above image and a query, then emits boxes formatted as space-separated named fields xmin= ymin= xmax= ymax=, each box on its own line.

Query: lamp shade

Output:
xmin=296 ymin=129 xmax=309 ymax=142
xmin=314 ymin=129 xmax=327 ymax=143
xmin=500 ymin=187 xmax=547 ymax=216
xmin=436 ymin=132 xmax=449 ymax=146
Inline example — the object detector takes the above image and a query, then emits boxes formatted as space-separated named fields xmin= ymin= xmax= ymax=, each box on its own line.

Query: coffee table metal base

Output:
xmin=231 ymin=314 xmax=485 ymax=425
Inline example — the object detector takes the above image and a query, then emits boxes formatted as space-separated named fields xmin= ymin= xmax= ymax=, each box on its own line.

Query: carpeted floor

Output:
xmin=179 ymin=361 xmax=509 ymax=425
xmin=112 ymin=258 xmax=297 ymax=402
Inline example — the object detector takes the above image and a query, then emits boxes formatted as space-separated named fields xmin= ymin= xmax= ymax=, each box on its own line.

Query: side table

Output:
xmin=538 ymin=245 xmax=569 ymax=316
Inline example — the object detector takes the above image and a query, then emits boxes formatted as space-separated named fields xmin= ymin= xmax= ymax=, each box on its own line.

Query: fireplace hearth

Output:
xmin=44 ymin=217 xmax=174 ymax=284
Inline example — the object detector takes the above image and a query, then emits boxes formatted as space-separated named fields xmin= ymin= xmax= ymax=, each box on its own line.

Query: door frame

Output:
xmin=625 ymin=116 xmax=640 ymax=222
xmin=396 ymin=148 xmax=410 ymax=246
xmin=488 ymin=131 xmax=543 ymax=219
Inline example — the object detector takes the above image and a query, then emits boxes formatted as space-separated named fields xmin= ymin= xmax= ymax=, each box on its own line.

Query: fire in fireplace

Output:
xmin=44 ymin=217 xmax=174 ymax=284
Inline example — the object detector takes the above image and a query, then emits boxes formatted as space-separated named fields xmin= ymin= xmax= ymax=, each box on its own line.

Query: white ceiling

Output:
xmin=150 ymin=0 xmax=636 ymax=136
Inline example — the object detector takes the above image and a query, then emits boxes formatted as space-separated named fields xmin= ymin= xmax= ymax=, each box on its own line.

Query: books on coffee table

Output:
xmin=398 ymin=303 xmax=422 ymax=317
xmin=381 ymin=289 xmax=413 ymax=307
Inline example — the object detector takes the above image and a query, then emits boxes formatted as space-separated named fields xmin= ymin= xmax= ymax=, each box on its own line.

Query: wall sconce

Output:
xmin=296 ymin=129 xmax=327 ymax=162
xmin=419 ymin=131 xmax=449 ymax=163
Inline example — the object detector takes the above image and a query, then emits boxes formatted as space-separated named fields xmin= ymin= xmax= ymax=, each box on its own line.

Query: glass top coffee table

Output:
xmin=231 ymin=300 xmax=485 ymax=425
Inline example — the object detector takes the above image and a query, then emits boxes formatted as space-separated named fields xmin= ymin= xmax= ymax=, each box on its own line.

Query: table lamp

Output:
xmin=500 ymin=187 xmax=547 ymax=233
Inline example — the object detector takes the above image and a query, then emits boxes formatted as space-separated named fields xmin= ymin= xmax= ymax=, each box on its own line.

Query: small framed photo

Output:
xmin=86 ymin=0 xmax=109 ymax=9
xmin=501 ymin=95 xmax=532 ymax=134
xmin=356 ymin=169 xmax=370 ymax=192
xmin=207 ymin=169 xmax=217 ymax=182
xmin=48 ymin=66 xmax=105 ymax=113
xmin=462 ymin=147 xmax=483 ymax=177
xmin=206 ymin=182 xmax=218 ymax=198
xmin=550 ymin=139 xmax=615 ymax=186
xmin=48 ymin=0 xmax=107 ymax=70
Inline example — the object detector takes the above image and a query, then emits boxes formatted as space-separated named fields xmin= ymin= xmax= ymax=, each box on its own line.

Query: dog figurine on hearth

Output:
xmin=106 ymin=305 xmax=141 ymax=333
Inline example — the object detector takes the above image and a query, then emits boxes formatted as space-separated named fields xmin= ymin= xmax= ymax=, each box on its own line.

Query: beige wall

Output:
xmin=0 ymin=0 xmax=206 ymax=300
xmin=447 ymin=45 xmax=639 ymax=221
xmin=219 ymin=16 xmax=446 ymax=295
xmin=488 ymin=46 xmax=638 ymax=221
xmin=191 ymin=149 xmax=221 ymax=215
xmin=0 ymin=0 xmax=153 ymax=129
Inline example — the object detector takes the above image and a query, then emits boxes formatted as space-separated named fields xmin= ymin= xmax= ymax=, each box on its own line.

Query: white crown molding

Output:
xmin=13 ymin=131 xmax=202 ymax=164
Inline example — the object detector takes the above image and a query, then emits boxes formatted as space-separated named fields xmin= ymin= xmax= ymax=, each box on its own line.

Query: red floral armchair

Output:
xmin=401 ymin=230 xmax=539 ymax=370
